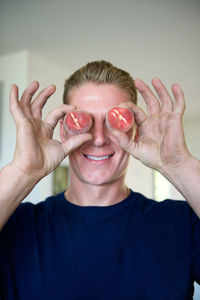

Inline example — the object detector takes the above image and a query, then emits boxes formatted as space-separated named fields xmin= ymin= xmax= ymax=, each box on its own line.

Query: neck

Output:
xmin=64 ymin=175 xmax=130 ymax=207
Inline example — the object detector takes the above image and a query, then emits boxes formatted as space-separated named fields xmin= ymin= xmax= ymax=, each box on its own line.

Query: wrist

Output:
xmin=0 ymin=163 xmax=42 ymax=230
xmin=8 ymin=160 xmax=44 ymax=185
xmin=158 ymin=154 xmax=200 ymax=198
xmin=159 ymin=154 xmax=196 ymax=179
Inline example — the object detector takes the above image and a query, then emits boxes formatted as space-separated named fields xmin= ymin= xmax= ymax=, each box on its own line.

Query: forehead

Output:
xmin=67 ymin=82 xmax=130 ymax=112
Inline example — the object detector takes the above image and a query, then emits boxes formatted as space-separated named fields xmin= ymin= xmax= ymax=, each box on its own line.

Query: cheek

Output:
xmin=69 ymin=151 xmax=80 ymax=169
xmin=116 ymin=151 xmax=130 ymax=176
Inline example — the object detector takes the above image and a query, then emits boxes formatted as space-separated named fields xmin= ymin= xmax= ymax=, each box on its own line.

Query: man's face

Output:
xmin=62 ymin=82 xmax=134 ymax=186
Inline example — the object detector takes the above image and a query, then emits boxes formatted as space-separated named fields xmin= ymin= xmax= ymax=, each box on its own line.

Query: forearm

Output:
xmin=0 ymin=163 xmax=40 ymax=231
xmin=160 ymin=155 xmax=200 ymax=218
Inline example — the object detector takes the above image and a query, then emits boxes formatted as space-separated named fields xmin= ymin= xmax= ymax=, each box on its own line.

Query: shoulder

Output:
xmin=131 ymin=190 xmax=189 ymax=214
xmin=17 ymin=192 xmax=64 ymax=216
xmin=130 ymin=190 xmax=194 ymax=227
xmin=130 ymin=191 xmax=200 ymax=248
xmin=1 ymin=192 xmax=66 ymax=235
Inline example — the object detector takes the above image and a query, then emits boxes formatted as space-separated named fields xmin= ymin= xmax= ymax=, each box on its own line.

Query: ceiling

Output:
xmin=0 ymin=0 xmax=200 ymax=120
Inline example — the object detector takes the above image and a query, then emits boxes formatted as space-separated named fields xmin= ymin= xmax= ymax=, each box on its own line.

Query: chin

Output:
xmin=78 ymin=170 xmax=126 ymax=187
xmin=69 ymin=153 xmax=129 ymax=187
xmin=79 ymin=175 xmax=111 ymax=186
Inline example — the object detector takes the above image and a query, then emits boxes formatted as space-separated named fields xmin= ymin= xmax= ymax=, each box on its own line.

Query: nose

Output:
xmin=91 ymin=120 xmax=110 ymax=147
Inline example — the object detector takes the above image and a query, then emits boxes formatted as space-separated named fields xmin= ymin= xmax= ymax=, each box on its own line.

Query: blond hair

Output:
xmin=63 ymin=60 xmax=137 ymax=104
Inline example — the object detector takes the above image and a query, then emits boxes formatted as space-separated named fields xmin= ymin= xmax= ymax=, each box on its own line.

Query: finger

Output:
xmin=20 ymin=81 xmax=40 ymax=116
xmin=152 ymin=78 xmax=173 ymax=112
xmin=9 ymin=84 xmax=25 ymax=124
xmin=134 ymin=79 xmax=160 ymax=115
xmin=112 ymin=129 xmax=136 ymax=155
xmin=44 ymin=104 xmax=76 ymax=129
xmin=171 ymin=83 xmax=186 ymax=116
xmin=31 ymin=84 xmax=56 ymax=119
xmin=61 ymin=133 xmax=92 ymax=156
xmin=119 ymin=101 xmax=147 ymax=126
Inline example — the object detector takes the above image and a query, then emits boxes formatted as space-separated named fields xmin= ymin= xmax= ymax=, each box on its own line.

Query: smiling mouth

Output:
xmin=83 ymin=154 xmax=113 ymax=161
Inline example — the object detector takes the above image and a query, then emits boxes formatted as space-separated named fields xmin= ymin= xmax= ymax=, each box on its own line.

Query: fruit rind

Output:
xmin=106 ymin=107 xmax=134 ymax=132
xmin=64 ymin=110 xmax=93 ymax=135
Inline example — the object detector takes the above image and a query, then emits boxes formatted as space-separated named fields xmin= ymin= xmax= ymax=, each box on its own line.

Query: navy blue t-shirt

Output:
xmin=0 ymin=190 xmax=200 ymax=299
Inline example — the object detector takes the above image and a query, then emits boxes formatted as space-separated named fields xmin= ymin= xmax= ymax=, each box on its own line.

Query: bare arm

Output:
xmin=113 ymin=78 xmax=200 ymax=217
xmin=0 ymin=82 xmax=92 ymax=230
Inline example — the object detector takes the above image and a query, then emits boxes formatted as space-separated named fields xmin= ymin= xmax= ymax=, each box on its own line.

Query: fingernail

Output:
xmin=67 ymin=105 xmax=76 ymax=109
xmin=48 ymin=84 xmax=56 ymax=92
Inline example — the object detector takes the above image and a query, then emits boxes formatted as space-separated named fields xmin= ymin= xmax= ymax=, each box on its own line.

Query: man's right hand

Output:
xmin=9 ymin=81 xmax=92 ymax=181
xmin=0 ymin=81 xmax=92 ymax=230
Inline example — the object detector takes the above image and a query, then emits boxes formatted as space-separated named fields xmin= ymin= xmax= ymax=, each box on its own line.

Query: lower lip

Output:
xmin=83 ymin=155 xmax=113 ymax=164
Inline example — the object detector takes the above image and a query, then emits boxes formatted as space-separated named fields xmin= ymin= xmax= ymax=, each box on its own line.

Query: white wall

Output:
xmin=27 ymin=51 xmax=71 ymax=202
xmin=126 ymin=156 xmax=154 ymax=199
xmin=0 ymin=50 xmax=70 ymax=203
xmin=0 ymin=50 xmax=28 ymax=166
xmin=184 ymin=117 xmax=200 ymax=160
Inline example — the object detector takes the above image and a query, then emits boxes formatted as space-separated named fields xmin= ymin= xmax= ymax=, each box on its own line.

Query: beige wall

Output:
xmin=126 ymin=156 xmax=154 ymax=199
xmin=0 ymin=50 xmax=70 ymax=203
xmin=0 ymin=50 xmax=28 ymax=166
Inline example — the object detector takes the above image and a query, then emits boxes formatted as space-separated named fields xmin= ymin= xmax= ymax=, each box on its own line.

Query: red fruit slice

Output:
xmin=106 ymin=107 xmax=134 ymax=132
xmin=64 ymin=111 xmax=93 ymax=135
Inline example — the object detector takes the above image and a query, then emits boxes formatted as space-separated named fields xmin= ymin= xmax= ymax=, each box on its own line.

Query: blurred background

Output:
xmin=0 ymin=0 xmax=200 ymax=295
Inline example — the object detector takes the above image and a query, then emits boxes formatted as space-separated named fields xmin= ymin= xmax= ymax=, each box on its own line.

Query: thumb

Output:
xmin=112 ymin=130 xmax=136 ymax=156
xmin=61 ymin=133 xmax=92 ymax=156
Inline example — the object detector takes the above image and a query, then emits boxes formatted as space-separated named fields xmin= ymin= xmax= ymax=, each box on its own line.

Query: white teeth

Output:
xmin=85 ymin=155 xmax=111 ymax=161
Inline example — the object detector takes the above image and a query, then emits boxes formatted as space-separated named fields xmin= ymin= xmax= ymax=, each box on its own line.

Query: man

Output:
xmin=0 ymin=60 xmax=200 ymax=299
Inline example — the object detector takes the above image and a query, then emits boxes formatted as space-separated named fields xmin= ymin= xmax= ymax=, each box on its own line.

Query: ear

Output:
xmin=60 ymin=119 xmax=68 ymax=142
